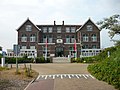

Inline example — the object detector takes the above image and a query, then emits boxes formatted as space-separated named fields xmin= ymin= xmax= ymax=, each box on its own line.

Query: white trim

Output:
xmin=64 ymin=43 xmax=80 ymax=45
xmin=38 ymin=43 xmax=55 ymax=45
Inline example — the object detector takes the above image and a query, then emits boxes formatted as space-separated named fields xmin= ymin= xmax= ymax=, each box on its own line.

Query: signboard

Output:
xmin=13 ymin=44 xmax=20 ymax=55
xmin=2 ymin=51 xmax=6 ymax=57
xmin=57 ymin=39 xmax=63 ymax=43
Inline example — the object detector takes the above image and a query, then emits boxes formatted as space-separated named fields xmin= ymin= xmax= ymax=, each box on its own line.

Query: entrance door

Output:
xmin=55 ymin=47 xmax=64 ymax=57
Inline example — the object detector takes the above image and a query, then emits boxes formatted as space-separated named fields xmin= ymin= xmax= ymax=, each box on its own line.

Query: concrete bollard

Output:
xmin=1 ymin=58 xmax=5 ymax=67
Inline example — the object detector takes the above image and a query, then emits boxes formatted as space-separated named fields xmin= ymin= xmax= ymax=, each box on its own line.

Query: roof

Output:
xmin=16 ymin=18 xmax=41 ymax=31
xmin=76 ymin=18 xmax=100 ymax=32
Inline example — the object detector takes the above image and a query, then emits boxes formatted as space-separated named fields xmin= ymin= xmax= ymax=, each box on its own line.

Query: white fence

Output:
xmin=7 ymin=49 xmax=37 ymax=58
xmin=80 ymin=49 xmax=102 ymax=57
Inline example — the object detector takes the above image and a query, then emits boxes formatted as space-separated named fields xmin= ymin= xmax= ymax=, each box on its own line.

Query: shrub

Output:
xmin=36 ymin=57 xmax=45 ymax=63
xmin=35 ymin=56 xmax=51 ymax=63
xmin=88 ymin=46 xmax=120 ymax=90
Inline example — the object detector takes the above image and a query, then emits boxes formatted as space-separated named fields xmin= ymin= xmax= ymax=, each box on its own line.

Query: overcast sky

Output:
xmin=0 ymin=0 xmax=120 ymax=51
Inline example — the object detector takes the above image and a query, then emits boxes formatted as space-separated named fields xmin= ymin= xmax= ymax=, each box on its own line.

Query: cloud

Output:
xmin=0 ymin=0 xmax=120 ymax=50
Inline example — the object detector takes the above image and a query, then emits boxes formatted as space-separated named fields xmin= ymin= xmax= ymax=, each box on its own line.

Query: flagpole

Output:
xmin=45 ymin=37 xmax=47 ymax=61
xmin=74 ymin=39 xmax=77 ymax=60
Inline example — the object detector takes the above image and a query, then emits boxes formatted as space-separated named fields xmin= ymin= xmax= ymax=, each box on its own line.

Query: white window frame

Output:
xmin=43 ymin=27 xmax=47 ymax=33
xmin=21 ymin=46 xmax=26 ymax=49
xmin=91 ymin=34 xmax=97 ymax=42
xmin=43 ymin=35 xmax=46 ymax=43
xmin=83 ymin=34 xmax=89 ymax=42
xmin=66 ymin=36 xmax=70 ymax=43
xmin=30 ymin=34 xmax=36 ymax=42
xmin=57 ymin=27 xmax=61 ymax=33
xmin=71 ymin=27 xmax=76 ymax=33
xmin=66 ymin=27 xmax=70 ymax=33
xmin=21 ymin=35 xmax=27 ymax=42
xmin=48 ymin=35 xmax=53 ymax=43
xmin=71 ymin=36 xmax=75 ymax=43
xmin=87 ymin=25 xmax=93 ymax=31
xmin=83 ymin=45 xmax=89 ymax=49
xmin=48 ymin=27 xmax=53 ymax=33
xmin=26 ymin=25 xmax=32 ymax=31
xmin=92 ymin=45 xmax=97 ymax=49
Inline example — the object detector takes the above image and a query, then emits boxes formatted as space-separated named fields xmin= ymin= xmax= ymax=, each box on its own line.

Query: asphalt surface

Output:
xmin=23 ymin=63 xmax=116 ymax=90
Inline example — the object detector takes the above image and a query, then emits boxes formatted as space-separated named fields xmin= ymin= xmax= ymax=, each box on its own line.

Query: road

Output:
xmin=23 ymin=63 xmax=116 ymax=90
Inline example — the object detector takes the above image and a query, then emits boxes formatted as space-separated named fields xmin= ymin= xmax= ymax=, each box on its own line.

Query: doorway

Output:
xmin=55 ymin=47 xmax=64 ymax=57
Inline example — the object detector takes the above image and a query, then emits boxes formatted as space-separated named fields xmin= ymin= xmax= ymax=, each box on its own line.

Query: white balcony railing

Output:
xmin=80 ymin=49 xmax=102 ymax=57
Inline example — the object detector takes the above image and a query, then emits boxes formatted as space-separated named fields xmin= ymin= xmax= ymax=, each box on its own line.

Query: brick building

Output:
xmin=16 ymin=18 xmax=100 ymax=58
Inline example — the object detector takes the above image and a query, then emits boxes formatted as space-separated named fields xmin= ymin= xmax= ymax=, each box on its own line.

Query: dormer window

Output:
xmin=87 ymin=25 xmax=93 ymax=31
xmin=26 ymin=25 xmax=32 ymax=31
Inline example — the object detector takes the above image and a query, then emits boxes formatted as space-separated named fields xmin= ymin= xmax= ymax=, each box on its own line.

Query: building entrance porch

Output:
xmin=55 ymin=47 xmax=64 ymax=57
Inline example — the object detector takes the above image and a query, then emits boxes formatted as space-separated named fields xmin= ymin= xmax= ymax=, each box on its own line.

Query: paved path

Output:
xmin=24 ymin=63 xmax=116 ymax=90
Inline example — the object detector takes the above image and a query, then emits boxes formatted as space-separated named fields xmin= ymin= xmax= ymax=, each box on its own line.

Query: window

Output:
xmin=71 ymin=27 xmax=76 ymax=33
xmin=48 ymin=35 xmax=53 ymax=43
xmin=43 ymin=35 xmax=47 ymax=43
xmin=57 ymin=27 xmax=61 ymax=33
xmin=66 ymin=35 xmax=70 ymax=43
xmin=43 ymin=27 xmax=47 ymax=33
xmin=21 ymin=34 xmax=27 ymax=42
xmin=30 ymin=46 xmax=35 ymax=49
xmin=71 ymin=35 xmax=75 ymax=43
xmin=83 ymin=34 xmax=89 ymax=42
xmin=66 ymin=27 xmax=70 ymax=33
xmin=21 ymin=46 xmax=26 ymax=49
xmin=30 ymin=34 xmax=36 ymax=42
xmin=57 ymin=35 xmax=61 ymax=38
xmin=92 ymin=45 xmax=97 ymax=49
xmin=87 ymin=25 xmax=93 ymax=31
xmin=83 ymin=45 xmax=88 ymax=49
xmin=26 ymin=25 xmax=32 ymax=31
xmin=69 ymin=47 xmax=74 ymax=51
xmin=91 ymin=34 xmax=97 ymax=42
xmin=48 ymin=27 xmax=53 ymax=33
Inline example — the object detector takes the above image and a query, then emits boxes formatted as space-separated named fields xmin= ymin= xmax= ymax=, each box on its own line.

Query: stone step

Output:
xmin=53 ymin=57 xmax=70 ymax=63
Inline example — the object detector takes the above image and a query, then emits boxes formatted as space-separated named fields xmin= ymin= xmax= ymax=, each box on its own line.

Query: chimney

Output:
xmin=62 ymin=21 xmax=64 ymax=25
xmin=54 ymin=21 xmax=56 ymax=25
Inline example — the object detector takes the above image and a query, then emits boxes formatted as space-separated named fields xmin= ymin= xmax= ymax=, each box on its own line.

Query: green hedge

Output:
xmin=5 ymin=57 xmax=33 ymax=64
xmin=88 ymin=46 xmax=120 ymax=90
xmin=72 ymin=46 xmax=117 ymax=63
xmin=0 ymin=56 xmax=51 ymax=64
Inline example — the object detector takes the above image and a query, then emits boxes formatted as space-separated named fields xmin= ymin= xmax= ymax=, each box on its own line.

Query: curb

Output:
xmin=24 ymin=75 xmax=39 ymax=90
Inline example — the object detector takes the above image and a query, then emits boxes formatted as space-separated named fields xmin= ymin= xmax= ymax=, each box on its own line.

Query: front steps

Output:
xmin=52 ymin=57 xmax=71 ymax=63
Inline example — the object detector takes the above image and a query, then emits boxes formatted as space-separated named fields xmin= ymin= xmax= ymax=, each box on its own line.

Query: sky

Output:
xmin=0 ymin=0 xmax=120 ymax=51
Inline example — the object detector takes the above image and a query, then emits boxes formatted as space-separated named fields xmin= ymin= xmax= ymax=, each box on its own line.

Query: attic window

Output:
xmin=87 ymin=25 xmax=93 ymax=31
xmin=26 ymin=25 xmax=32 ymax=31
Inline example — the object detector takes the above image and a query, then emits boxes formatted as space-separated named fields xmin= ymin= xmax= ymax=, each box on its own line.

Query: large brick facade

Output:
xmin=17 ymin=18 xmax=100 ymax=58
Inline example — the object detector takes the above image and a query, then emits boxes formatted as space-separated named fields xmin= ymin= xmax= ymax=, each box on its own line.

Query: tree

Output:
xmin=97 ymin=14 xmax=120 ymax=39
xmin=0 ymin=46 xmax=2 ymax=51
